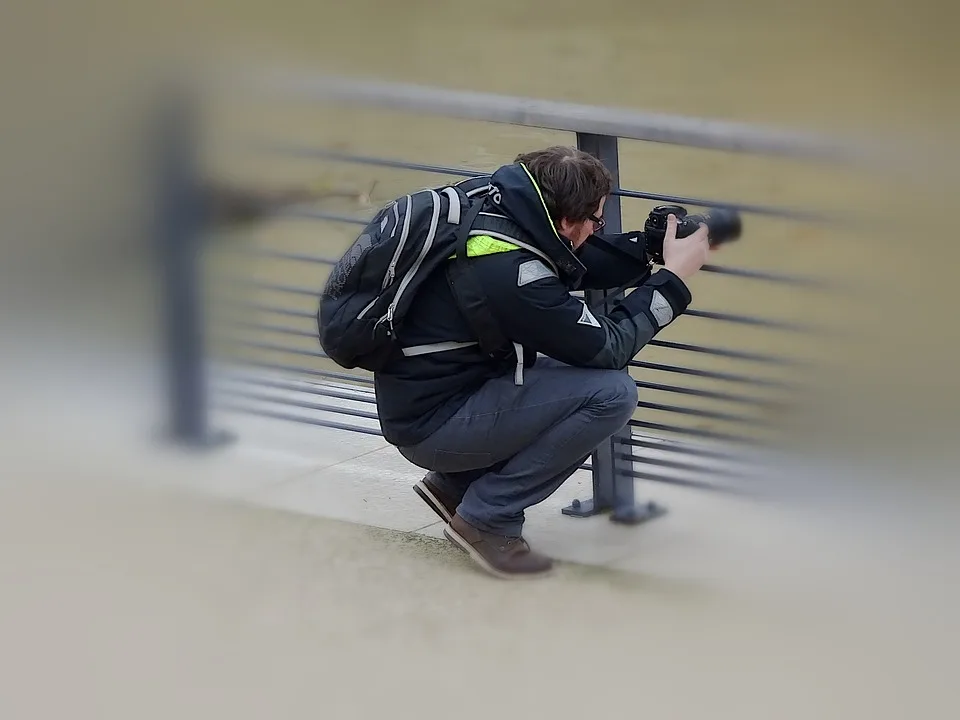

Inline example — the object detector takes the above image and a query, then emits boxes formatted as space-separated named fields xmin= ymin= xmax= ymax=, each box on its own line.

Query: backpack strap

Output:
xmin=455 ymin=192 xmax=487 ymax=260
xmin=445 ymin=196 xmax=512 ymax=357
xmin=454 ymin=175 xmax=494 ymax=198
xmin=470 ymin=213 xmax=560 ymax=274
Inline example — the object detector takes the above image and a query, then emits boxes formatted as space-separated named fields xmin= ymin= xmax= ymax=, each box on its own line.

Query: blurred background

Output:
xmin=1 ymin=1 xmax=958 ymax=718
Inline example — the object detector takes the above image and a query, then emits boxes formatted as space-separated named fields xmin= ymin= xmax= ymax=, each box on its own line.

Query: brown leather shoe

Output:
xmin=443 ymin=513 xmax=553 ymax=579
xmin=412 ymin=473 xmax=460 ymax=524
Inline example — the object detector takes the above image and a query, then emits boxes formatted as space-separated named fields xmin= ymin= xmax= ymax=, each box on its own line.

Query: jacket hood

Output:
xmin=488 ymin=163 xmax=587 ymax=287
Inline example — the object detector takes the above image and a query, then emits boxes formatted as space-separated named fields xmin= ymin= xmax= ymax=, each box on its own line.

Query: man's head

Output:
xmin=514 ymin=146 xmax=613 ymax=249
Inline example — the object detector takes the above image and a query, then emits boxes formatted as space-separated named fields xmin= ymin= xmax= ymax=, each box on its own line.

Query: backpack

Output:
xmin=317 ymin=177 xmax=496 ymax=371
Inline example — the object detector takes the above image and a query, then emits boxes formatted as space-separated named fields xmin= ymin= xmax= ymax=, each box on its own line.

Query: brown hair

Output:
xmin=514 ymin=146 xmax=613 ymax=223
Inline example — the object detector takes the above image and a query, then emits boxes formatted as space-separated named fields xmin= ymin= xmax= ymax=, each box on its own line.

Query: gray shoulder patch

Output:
xmin=517 ymin=259 xmax=556 ymax=286
xmin=649 ymin=290 xmax=674 ymax=327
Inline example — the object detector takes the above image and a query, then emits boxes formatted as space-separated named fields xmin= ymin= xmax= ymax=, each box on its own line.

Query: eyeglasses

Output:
xmin=589 ymin=214 xmax=605 ymax=232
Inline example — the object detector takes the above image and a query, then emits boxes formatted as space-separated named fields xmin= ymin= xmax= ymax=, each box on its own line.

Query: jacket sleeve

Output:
xmin=575 ymin=231 xmax=652 ymax=290
xmin=481 ymin=256 xmax=692 ymax=370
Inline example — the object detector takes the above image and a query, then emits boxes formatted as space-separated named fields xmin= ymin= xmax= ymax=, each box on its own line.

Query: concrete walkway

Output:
xmin=2 ymin=347 xmax=958 ymax=719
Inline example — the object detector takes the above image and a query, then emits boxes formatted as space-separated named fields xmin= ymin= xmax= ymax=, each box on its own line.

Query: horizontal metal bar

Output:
xmin=219 ymin=400 xmax=593 ymax=472
xmin=229 ymin=339 xmax=793 ymax=397
xmin=620 ymin=434 xmax=749 ymax=463
xmin=633 ymin=380 xmax=774 ymax=408
xmin=228 ymin=313 xmax=798 ymax=367
xmin=233 ymin=246 xmax=809 ymax=295
xmin=219 ymin=302 xmax=801 ymax=366
xmin=614 ymin=187 xmax=824 ymax=223
xmin=222 ymin=298 xmax=800 ymax=365
xmin=224 ymin=330 xmax=793 ymax=396
xmin=217 ymin=365 xmax=767 ymax=475
xmin=227 ymin=355 xmax=773 ymax=409
xmin=649 ymin=339 xmax=798 ymax=365
xmin=218 ymin=388 xmax=381 ymax=422
xmin=618 ymin=467 xmax=744 ymax=494
xmin=256 ymin=144 xmax=486 ymax=179
xmin=628 ymin=419 xmax=759 ymax=445
xmin=280 ymin=208 xmax=370 ymax=225
xmin=217 ymin=402 xmax=385 ymax=437
xmin=237 ymin=201 xmax=819 ymax=287
xmin=224 ymin=277 xmax=808 ymax=334
xmin=222 ymin=364 xmax=773 ymax=414
xmin=700 ymin=264 xmax=826 ymax=286
xmin=217 ymin=374 xmax=378 ymax=405
xmin=629 ymin=360 xmax=794 ymax=390
xmin=244 ymin=226 xmax=812 ymax=288
xmin=242 ymin=248 xmax=338 ymax=265
xmin=231 ymin=303 xmax=315 ymax=320
xmin=636 ymin=401 xmax=761 ymax=426
xmin=252 ymin=72 xmax=861 ymax=161
xmin=684 ymin=309 xmax=813 ymax=332
xmin=227 ymin=279 xmax=320 ymax=297
xmin=229 ymin=322 xmax=316 ymax=340
xmin=255 ymin=143 xmax=818 ymax=223
xmin=228 ymin=321 xmax=800 ymax=390
xmin=230 ymin=339 xmax=328 ymax=360
xmin=615 ymin=451 xmax=744 ymax=480
xmin=234 ymin=359 xmax=374 ymax=386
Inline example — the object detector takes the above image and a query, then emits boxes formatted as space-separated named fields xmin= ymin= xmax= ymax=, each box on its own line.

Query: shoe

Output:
xmin=443 ymin=513 xmax=553 ymax=579
xmin=413 ymin=472 xmax=460 ymax=524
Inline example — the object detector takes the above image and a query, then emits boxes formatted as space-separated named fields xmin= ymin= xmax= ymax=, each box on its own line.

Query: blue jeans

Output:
xmin=398 ymin=358 xmax=637 ymax=536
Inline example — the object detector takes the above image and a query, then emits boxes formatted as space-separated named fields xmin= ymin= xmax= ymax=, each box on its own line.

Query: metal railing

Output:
xmin=157 ymin=72 xmax=851 ymax=524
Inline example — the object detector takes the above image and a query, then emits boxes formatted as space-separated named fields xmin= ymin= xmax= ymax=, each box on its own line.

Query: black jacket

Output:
xmin=373 ymin=163 xmax=692 ymax=447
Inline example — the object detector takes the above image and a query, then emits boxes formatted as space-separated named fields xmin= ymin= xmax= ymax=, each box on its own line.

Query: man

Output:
xmin=373 ymin=146 xmax=713 ymax=579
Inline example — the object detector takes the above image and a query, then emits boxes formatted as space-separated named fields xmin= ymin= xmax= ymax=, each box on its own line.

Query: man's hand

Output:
xmin=662 ymin=213 xmax=711 ymax=281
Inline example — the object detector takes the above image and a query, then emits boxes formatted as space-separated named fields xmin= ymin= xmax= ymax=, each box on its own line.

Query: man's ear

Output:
xmin=556 ymin=217 xmax=575 ymax=237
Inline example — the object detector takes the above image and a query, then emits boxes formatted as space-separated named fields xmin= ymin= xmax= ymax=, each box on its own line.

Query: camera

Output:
xmin=642 ymin=204 xmax=743 ymax=264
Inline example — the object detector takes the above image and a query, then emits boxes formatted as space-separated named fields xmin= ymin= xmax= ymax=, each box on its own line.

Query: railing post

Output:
xmin=562 ymin=133 xmax=666 ymax=524
xmin=155 ymin=82 xmax=232 ymax=448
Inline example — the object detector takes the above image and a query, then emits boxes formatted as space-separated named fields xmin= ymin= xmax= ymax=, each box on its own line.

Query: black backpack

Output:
xmin=317 ymin=177 xmax=497 ymax=371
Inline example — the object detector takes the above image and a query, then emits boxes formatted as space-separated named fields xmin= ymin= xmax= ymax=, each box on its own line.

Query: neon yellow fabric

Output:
xmin=466 ymin=235 xmax=519 ymax=257
xmin=448 ymin=234 xmax=519 ymax=259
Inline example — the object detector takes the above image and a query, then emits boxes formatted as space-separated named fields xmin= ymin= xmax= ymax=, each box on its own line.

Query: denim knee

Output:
xmin=591 ymin=370 xmax=639 ymax=423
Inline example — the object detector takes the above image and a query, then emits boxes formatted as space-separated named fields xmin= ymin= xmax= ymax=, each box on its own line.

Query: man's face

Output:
xmin=558 ymin=196 xmax=606 ymax=250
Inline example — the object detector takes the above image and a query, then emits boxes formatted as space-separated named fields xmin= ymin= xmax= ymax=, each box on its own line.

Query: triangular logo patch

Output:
xmin=517 ymin=259 xmax=555 ymax=286
xmin=649 ymin=290 xmax=673 ymax=327
xmin=577 ymin=300 xmax=601 ymax=327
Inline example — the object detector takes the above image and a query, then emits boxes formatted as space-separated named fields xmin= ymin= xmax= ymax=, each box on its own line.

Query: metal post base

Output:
xmin=561 ymin=497 xmax=605 ymax=518
xmin=562 ymin=498 xmax=668 ymax=525
xmin=610 ymin=501 xmax=668 ymax=525
xmin=163 ymin=428 xmax=237 ymax=450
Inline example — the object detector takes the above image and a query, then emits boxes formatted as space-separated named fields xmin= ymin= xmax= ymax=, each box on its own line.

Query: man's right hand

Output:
xmin=662 ymin=213 xmax=711 ymax=281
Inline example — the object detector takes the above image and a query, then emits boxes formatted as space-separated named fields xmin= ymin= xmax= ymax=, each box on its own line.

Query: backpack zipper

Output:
xmin=383 ymin=190 xmax=441 ymax=332
xmin=383 ymin=194 xmax=413 ymax=289
xmin=390 ymin=200 xmax=400 ymax=238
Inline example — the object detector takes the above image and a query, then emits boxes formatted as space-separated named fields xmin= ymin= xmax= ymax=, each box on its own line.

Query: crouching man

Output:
xmin=373 ymin=146 xmax=713 ymax=578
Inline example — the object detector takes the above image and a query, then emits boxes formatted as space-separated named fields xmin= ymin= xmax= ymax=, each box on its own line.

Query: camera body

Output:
xmin=643 ymin=204 xmax=743 ymax=264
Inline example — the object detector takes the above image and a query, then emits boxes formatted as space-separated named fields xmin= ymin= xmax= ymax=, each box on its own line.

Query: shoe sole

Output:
xmin=413 ymin=480 xmax=454 ymax=524
xmin=442 ymin=525 xmax=553 ymax=581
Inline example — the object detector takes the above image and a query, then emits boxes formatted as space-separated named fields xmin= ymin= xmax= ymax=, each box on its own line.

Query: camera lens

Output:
xmin=705 ymin=209 xmax=742 ymax=244
xmin=685 ymin=209 xmax=742 ymax=246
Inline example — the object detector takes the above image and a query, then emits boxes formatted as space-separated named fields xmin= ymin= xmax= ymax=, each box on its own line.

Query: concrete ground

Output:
xmin=2 ymin=345 xmax=958 ymax=720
